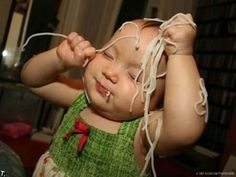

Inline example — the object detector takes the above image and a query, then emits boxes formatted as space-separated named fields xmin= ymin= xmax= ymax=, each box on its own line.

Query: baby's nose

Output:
xmin=102 ymin=66 xmax=119 ymax=84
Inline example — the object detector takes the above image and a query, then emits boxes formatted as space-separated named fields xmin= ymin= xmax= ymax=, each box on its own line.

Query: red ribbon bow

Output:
xmin=64 ymin=119 xmax=90 ymax=154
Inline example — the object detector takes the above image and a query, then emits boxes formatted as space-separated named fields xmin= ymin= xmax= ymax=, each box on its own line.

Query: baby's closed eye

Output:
xmin=103 ymin=51 xmax=114 ymax=61
xmin=128 ymin=70 xmax=142 ymax=83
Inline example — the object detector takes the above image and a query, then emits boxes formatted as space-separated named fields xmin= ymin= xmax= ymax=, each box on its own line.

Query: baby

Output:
xmin=21 ymin=13 xmax=207 ymax=177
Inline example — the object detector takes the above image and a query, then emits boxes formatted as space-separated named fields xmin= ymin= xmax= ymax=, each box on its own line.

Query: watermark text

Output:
xmin=196 ymin=171 xmax=235 ymax=176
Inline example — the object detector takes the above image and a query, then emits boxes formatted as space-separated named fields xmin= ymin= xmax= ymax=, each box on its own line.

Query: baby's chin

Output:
xmin=99 ymin=108 xmax=144 ymax=122
xmin=106 ymin=115 xmax=141 ymax=122
xmin=89 ymin=95 xmax=145 ymax=121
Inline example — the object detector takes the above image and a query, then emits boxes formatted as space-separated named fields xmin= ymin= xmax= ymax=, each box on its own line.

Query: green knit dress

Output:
xmin=50 ymin=94 xmax=151 ymax=177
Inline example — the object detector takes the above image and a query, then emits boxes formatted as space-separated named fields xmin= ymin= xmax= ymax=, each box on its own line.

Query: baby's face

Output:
xmin=83 ymin=21 xmax=162 ymax=121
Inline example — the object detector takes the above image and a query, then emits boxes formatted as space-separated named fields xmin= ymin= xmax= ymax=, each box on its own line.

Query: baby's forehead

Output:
xmin=110 ymin=21 xmax=159 ymax=50
xmin=115 ymin=20 xmax=158 ymax=37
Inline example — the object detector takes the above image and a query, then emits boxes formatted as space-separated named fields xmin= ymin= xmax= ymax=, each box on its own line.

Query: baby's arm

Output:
xmin=156 ymin=55 xmax=205 ymax=155
xmin=21 ymin=32 xmax=95 ymax=107
xmin=143 ymin=15 xmax=206 ymax=156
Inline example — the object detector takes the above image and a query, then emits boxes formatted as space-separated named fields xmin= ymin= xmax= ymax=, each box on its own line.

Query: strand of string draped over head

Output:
xmin=137 ymin=14 xmax=208 ymax=177
xmin=20 ymin=13 xmax=208 ymax=177
xmin=95 ymin=13 xmax=208 ymax=177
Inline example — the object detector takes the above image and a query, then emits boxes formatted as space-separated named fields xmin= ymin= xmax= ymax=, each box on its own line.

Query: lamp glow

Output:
xmin=2 ymin=50 xmax=8 ymax=57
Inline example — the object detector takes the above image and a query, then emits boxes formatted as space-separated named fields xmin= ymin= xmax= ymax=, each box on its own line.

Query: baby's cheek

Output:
xmin=122 ymin=87 xmax=144 ymax=110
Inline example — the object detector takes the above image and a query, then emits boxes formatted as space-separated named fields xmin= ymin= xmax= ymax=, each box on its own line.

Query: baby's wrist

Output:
xmin=171 ymin=52 xmax=193 ymax=56
xmin=173 ymin=48 xmax=193 ymax=56
xmin=169 ymin=54 xmax=193 ymax=57
xmin=168 ymin=54 xmax=194 ymax=62
xmin=53 ymin=48 xmax=68 ymax=73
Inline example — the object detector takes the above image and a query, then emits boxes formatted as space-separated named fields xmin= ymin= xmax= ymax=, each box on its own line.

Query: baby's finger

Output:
xmin=74 ymin=46 xmax=85 ymax=65
xmin=70 ymin=35 xmax=84 ymax=49
xmin=162 ymin=27 xmax=176 ymax=40
xmin=84 ymin=47 xmax=96 ymax=60
xmin=77 ymin=40 xmax=92 ymax=51
xmin=67 ymin=32 xmax=77 ymax=41
xmin=57 ymin=40 xmax=74 ymax=60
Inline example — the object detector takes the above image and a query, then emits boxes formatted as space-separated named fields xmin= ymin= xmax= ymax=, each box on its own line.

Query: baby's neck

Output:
xmin=80 ymin=107 xmax=122 ymax=134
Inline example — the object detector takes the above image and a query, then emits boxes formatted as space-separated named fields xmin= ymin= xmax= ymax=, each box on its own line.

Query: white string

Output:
xmin=106 ymin=91 xmax=111 ymax=102
xmin=19 ymin=25 xmax=140 ymax=107
xmin=129 ymin=70 xmax=143 ymax=112
xmin=139 ymin=39 xmax=166 ymax=177
xmin=144 ymin=17 xmax=165 ymax=23
xmin=159 ymin=13 xmax=197 ymax=31
xmin=20 ymin=32 xmax=67 ymax=51
xmin=20 ymin=32 xmax=94 ymax=106
xmin=140 ymin=116 xmax=163 ymax=177
xmin=194 ymin=78 xmax=209 ymax=123
xmin=156 ymin=72 xmax=166 ymax=79
xmin=96 ymin=35 xmax=138 ymax=53
xmin=119 ymin=22 xmax=140 ymax=49
xmin=96 ymin=21 xmax=140 ymax=53
xmin=138 ymin=13 xmax=199 ymax=177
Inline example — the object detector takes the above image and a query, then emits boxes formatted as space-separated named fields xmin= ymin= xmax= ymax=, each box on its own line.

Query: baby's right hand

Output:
xmin=56 ymin=32 xmax=96 ymax=71
xmin=163 ymin=14 xmax=196 ymax=56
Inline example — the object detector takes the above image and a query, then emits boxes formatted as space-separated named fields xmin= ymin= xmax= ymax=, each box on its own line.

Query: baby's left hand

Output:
xmin=163 ymin=14 xmax=197 ymax=56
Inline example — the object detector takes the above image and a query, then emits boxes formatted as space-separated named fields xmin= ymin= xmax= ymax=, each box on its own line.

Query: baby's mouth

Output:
xmin=96 ymin=81 xmax=110 ymax=98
